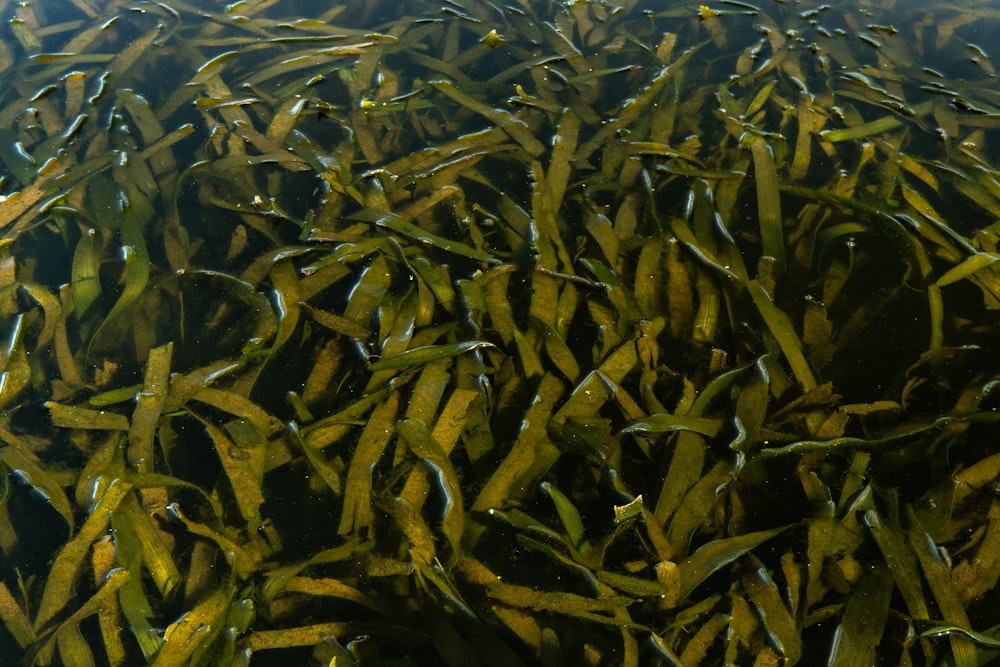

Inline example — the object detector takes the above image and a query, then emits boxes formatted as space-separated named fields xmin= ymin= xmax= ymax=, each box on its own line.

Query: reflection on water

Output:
xmin=2 ymin=0 xmax=1000 ymax=665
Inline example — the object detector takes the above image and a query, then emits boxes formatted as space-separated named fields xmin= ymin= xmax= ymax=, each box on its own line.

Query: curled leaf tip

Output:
xmin=481 ymin=29 xmax=505 ymax=49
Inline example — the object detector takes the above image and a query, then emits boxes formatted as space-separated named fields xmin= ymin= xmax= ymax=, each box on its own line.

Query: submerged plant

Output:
xmin=1 ymin=0 xmax=1000 ymax=665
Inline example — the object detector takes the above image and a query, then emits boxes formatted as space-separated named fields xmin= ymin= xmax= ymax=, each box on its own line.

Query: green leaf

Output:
xmin=742 ymin=559 xmax=801 ymax=664
xmin=677 ymin=525 xmax=790 ymax=602
xmin=918 ymin=622 xmax=1000 ymax=649
xmin=0 ymin=429 xmax=75 ymax=531
xmin=368 ymin=340 xmax=494 ymax=371
xmin=744 ymin=134 xmax=786 ymax=277
xmin=373 ymin=211 xmax=502 ymax=264
xmin=32 ymin=479 xmax=132 ymax=656
xmin=748 ymin=280 xmax=817 ymax=392
xmin=396 ymin=418 xmax=466 ymax=559
xmin=907 ymin=507 xmax=979 ymax=667
xmin=863 ymin=509 xmax=929 ymax=621
xmin=827 ymin=563 xmax=894 ymax=667
xmin=149 ymin=583 xmax=235 ymax=667
xmin=936 ymin=252 xmax=1000 ymax=287
xmin=622 ymin=415 xmax=722 ymax=437
xmin=540 ymin=481 xmax=587 ymax=552
xmin=47 ymin=402 xmax=131 ymax=431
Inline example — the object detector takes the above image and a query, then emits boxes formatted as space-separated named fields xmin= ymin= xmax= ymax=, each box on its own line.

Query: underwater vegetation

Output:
xmin=5 ymin=0 xmax=1000 ymax=664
